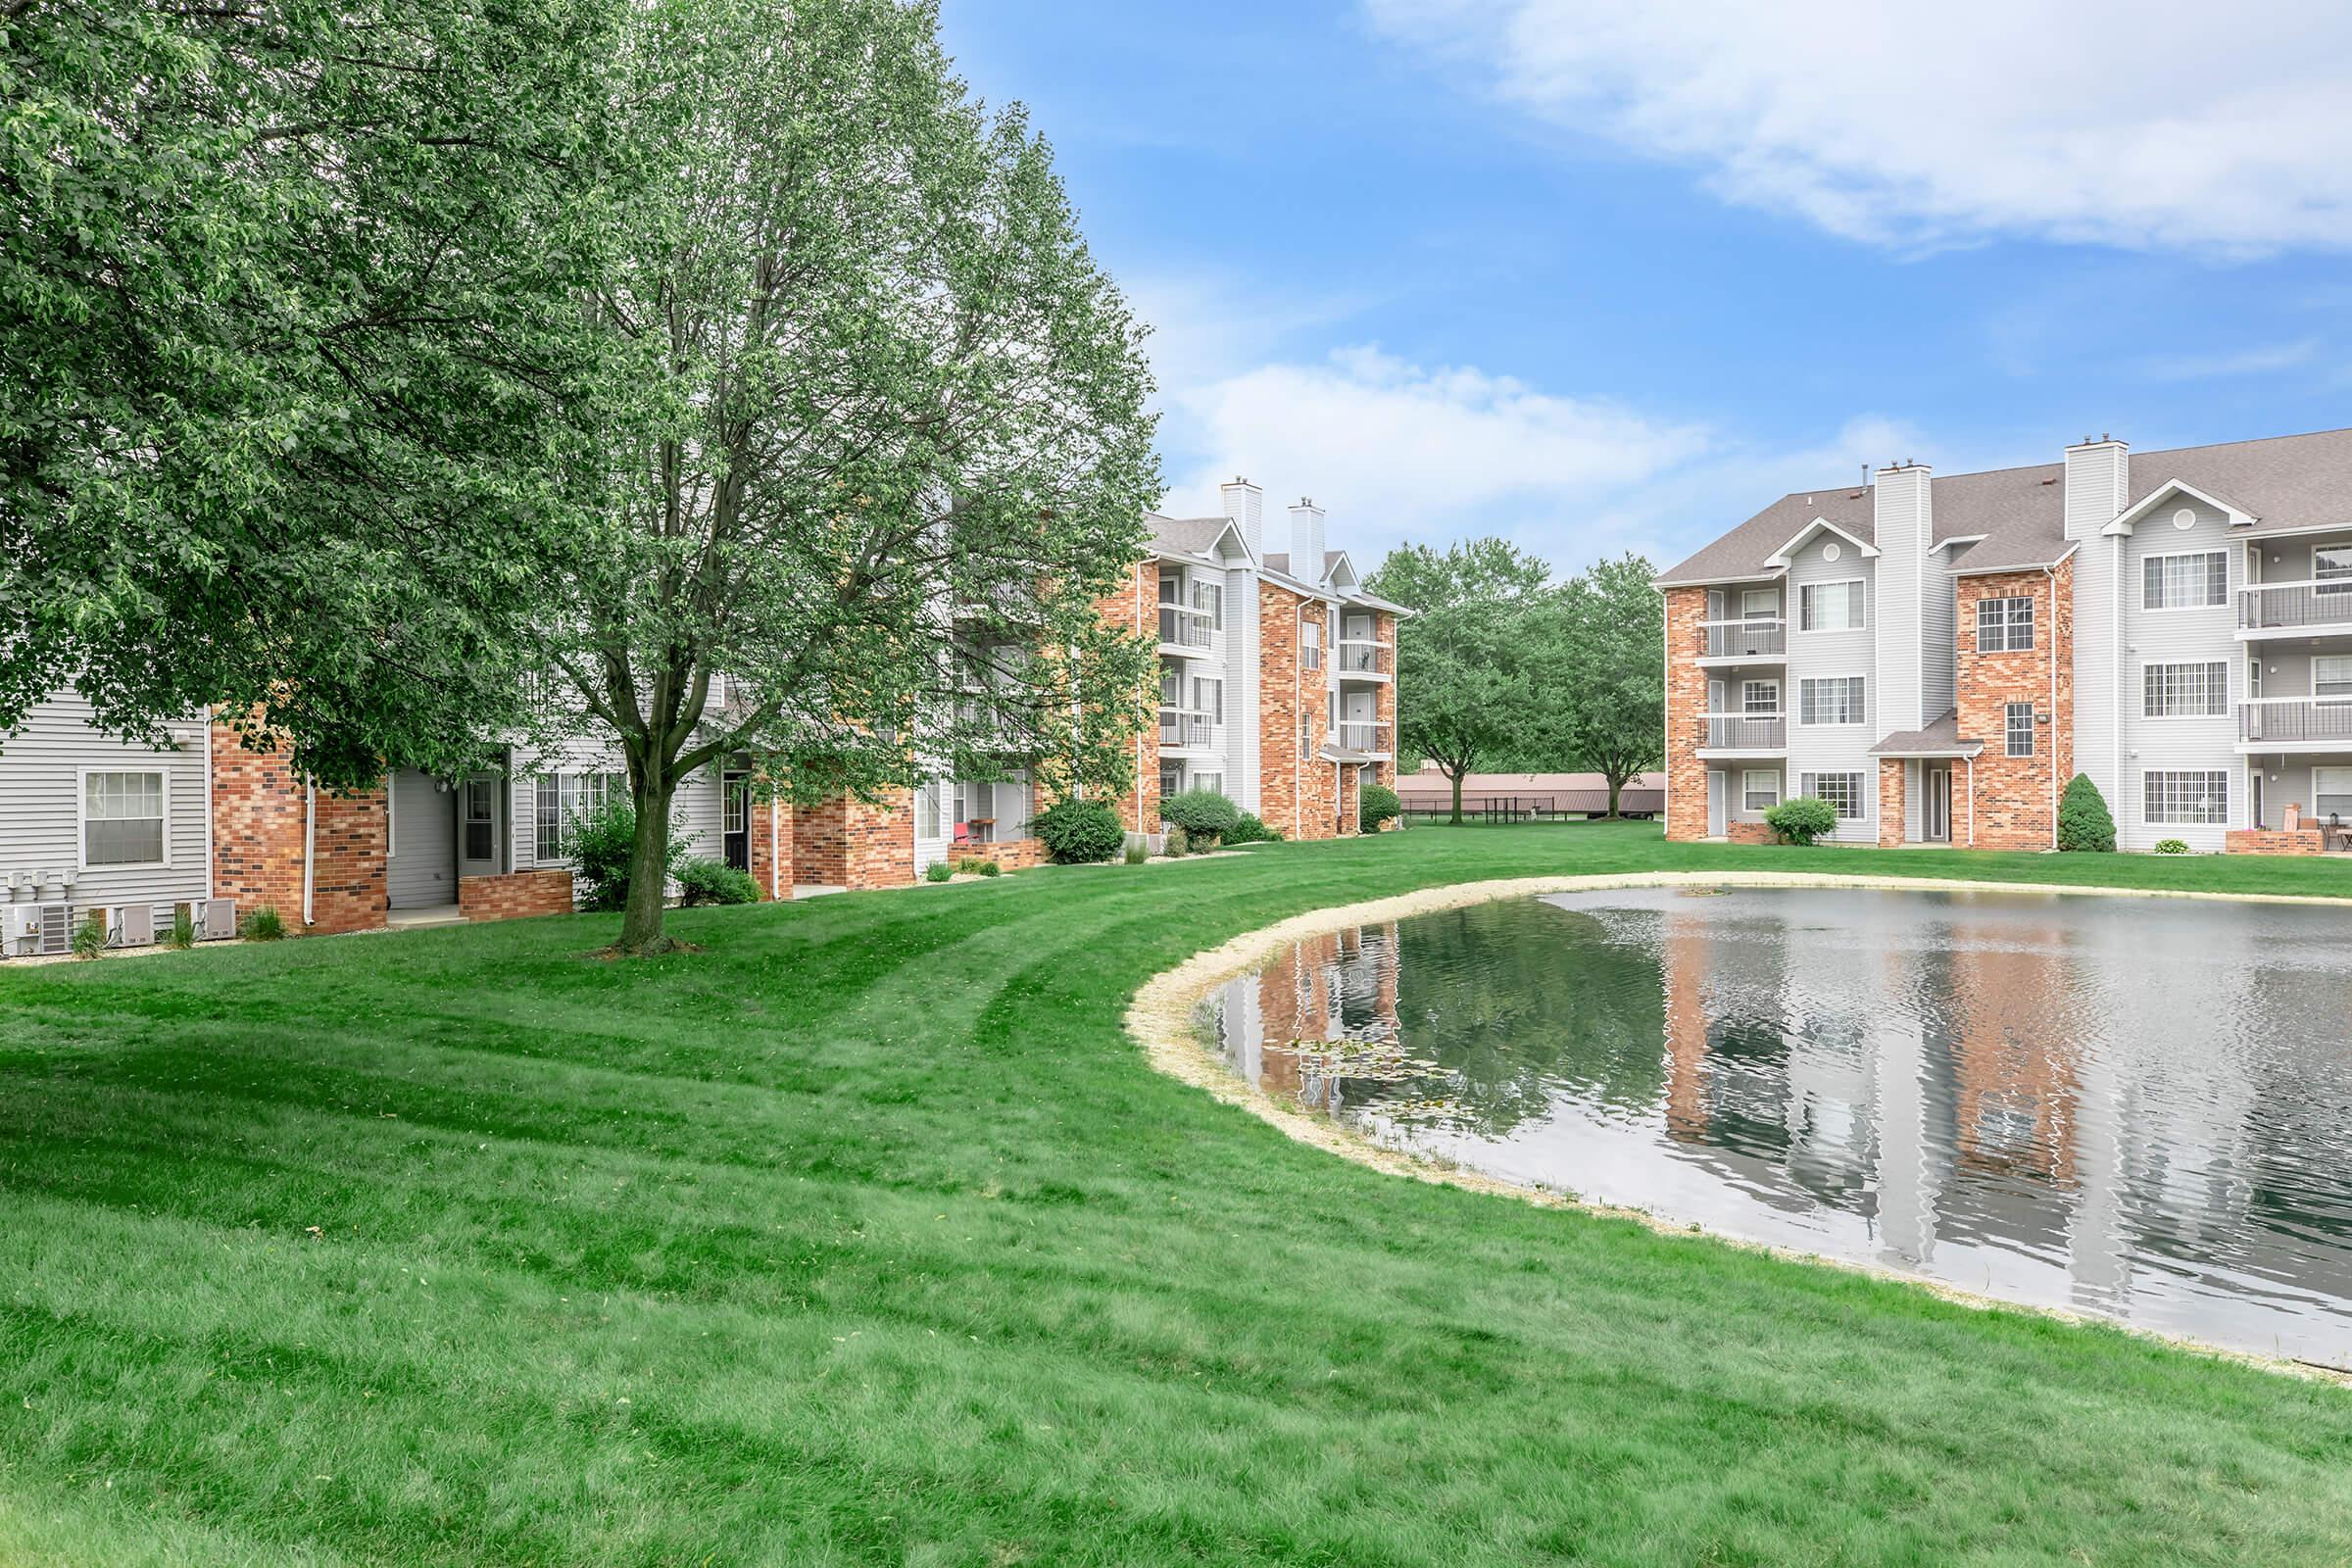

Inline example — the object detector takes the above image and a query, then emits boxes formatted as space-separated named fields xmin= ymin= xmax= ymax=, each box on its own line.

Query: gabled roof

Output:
xmin=1869 ymin=710 xmax=1984 ymax=759
xmin=1147 ymin=514 xmax=1253 ymax=564
xmin=1762 ymin=515 xmax=1878 ymax=569
xmin=2104 ymin=477 xmax=2259 ymax=534
xmin=1657 ymin=425 xmax=2352 ymax=588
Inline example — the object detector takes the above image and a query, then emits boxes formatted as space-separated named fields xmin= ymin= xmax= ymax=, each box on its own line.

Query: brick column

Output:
xmin=1373 ymin=610 xmax=1398 ymax=790
xmin=1955 ymin=561 xmax=2074 ymax=850
xmin=209 ymin=717 xmax=387 ymax=935
xmin=1878 ymin=759 xmax=1907 ymax=848
xmin=1095 ymin=558 xmax=1160 ymax=832
xmin=748 ymin=787 xmax=794 ymax=901
xmin=1259 ymin=582 xmax=1304 ymax=836
xmin=1663 ymin=587 xmax=1710 ymax=841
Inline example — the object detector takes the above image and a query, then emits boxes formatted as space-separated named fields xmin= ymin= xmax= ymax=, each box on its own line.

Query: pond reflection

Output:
xmin=1211 ymin=887 xmax=2352 ymax=1367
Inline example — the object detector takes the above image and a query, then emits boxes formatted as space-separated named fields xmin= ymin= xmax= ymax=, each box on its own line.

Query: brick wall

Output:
xmin=1954 ymin=562 xmax=2074 ymax=850
xmin=1339 ymin=763 xmax=1361 ymax=835
xmin=1726 ymin=820 xmax=1775 ymax=845
xmin=2226 ymin=828 xmax=2325 ymax=856
xmin=458 ymin=869 xmax=574 ymax=921
xmin=1372 ymin=610 xmax=1398 ymax=792
xmin=794 ymin=792 xmax=915 ymax=890
xmin=1258 ymin=580 xmax=1307 ymax=837
xmin=209 ymin=718 xmax=387 ymax=935
xmin=1663 ymin=587 xmax=1711 ymax=840
xmin=747 ymin=783 xmax=793 ymax=901
xmin=1877 ymin=759 xmax=1907 ymax=849
xmin=1096 ymin=559 xmax=1160 ymax=833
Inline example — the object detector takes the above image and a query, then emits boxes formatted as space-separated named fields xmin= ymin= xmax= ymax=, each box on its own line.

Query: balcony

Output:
xmin=1697 ymin=713 xmax=1787 ymax=753
xmin=1335 ymin=719 xmax=1391 ymax=754
xmin=1695 ymin=618 xmax=1787 ymax=662
xmin=2238 ymin=580 xmax=2352 ymax=638
xmin=2238 ymin=698 xmax=2352 ymax=749
xmin=1158 ymin=708 xmax=1214 ymax=749
xmin=1157 ymin=603 xmax=1213 ymax=653
xmin=1336 ymin=639 xmax=1391 ymax=678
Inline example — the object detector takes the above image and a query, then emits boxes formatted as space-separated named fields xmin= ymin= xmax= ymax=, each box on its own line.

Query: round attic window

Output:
xmin=2174 ymin=507 xmax=2198 ymax=530
xmin=1822 ymin=542 xmax=1842 ymax=562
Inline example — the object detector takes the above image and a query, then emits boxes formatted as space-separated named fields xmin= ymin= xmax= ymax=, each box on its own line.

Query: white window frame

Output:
xmin=1976 ymin=596 xmax=2035 ymax=653
xmin=1797 ymin=674 xmax=1868 ymax=728
xmin=1799 ymin=771 xmax=1868 ymax=820
xmin=534 ymin=771 xmax=625 ymax=861
xmin=2314 ymin=543 xmax=2352 ymax=599
xmin=1741 ymin=769 xmax=1781 ymax=811
xmin=2141 ymin=661 xmax=2230 ymax=719
xmin=2315 ymin=766 xmax=2352 ymax=820
xmin=1300 ymin=617 xmax=1322 ymax=671
xmin=2141 ymin=551 xmax=2228 ymax=612
xmin=915 ymin=780 xmax=943 ymax=840
xmin=78 ymin=766 xmax=171 ymax=871
xmin=1192 ymin=579 xmax=1223 ymax=631
xmin=2314 ymin=655 xmax=2352 ymax=699
xmin=1193 ymin=771 xmax=1225 ymax=798
xmin=2004 ymin=702 xmax=2034 ymax=758
xmin=2143 ymin=770 xmax=2228 ymax=826
xmin=1740 ymin=588 xmax=1780 ymax=621
xmin=1797 ymin=578 xmax=1867 ymax=633
xmin=1741 ymin=679 xmax=1779 ymax=716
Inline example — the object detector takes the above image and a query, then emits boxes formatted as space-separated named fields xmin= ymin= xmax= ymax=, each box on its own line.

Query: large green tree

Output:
xmin=1 ymin=0 xmax=619 ymax=784
xmin=1548 ymin=552 xmax=1665 ymax=817
xmin=1367 ymin=539 xmax=1559 ymax=824
xmin=553 ymin=0 xmax=1157 ymax=953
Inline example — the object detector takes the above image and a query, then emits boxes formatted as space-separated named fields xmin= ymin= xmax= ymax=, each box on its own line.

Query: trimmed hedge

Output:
xmin=1159 ymin=788 xmax=1240 ymax=848
xmin=1764 ymin=795 xmax=1837 ymax=847
xmin=1358 ymin=783 xmax=1400 ymax=833
xmin=1033 ymin=797 xmax=1126 ymax=864
xmin=2058 ymin=773 xmax=2117 ymax=853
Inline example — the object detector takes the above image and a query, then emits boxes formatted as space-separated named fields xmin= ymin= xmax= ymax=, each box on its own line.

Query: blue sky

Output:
xmin=938 ymin=1 xmax=2352 ymax=577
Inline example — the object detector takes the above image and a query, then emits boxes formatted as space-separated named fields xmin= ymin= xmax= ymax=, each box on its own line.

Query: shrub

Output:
xmin=73 ymin=910 xmax=108 ymax=959
xmin=1123 ymin=840 xmax=1147 ymax=865
xmin=1032 ymin=797 xmax=1125 ymax=864
xmin=1162 ymin=823 xmax=1190 ymax=858
xmin=956 ymin=858 xmax=1002 ymax=878
xmin=1764 ymin=795 xmax=1837 ymax=847
xmin=239 ymin=905 xmax=287 ymax=942
xmin=2154 ymin=838 xmax=2190 ymax=856
xmin=1358 ymin=784 xmax=1400 ymax=834
xmin=2057 ymin=773 xmax=2117 ymax=853
xmin=1159 ymin=788 xmax=1240 ymax=848
xmin=924 ymin=860 xmax=955 ymax=883
xmin=564 ymin=798 xmax=691 ymax=911
xmin=166 ymin=906 xmax=196 ymax=951
xmin=1222 ymin=811 xmax=1282 ymax=846
xmin=676 ymin=858 xmax=759 ymax=906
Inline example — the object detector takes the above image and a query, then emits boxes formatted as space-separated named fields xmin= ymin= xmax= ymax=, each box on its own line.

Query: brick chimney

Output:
xmin=1220 ymin=477 xmax=1263 ymax=561
xmin=1287 ymin=498 xmax=1326 ymax=583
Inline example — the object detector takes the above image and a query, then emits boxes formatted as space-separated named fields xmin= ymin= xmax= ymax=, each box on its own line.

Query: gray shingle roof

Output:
xmin=1146 ymin=514 xmax=1234 ymax=557
xmin=1869 ymin=710 xmax=1983 ymax=758
xmin=1658 ymin=426 xmax=2352 ymax=587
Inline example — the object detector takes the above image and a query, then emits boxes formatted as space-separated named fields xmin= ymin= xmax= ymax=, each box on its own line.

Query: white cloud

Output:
xmin=2136 ymin=338 xmax=2321 ymax=382
xmin=1365 ymin=0 xmax=2352 ymax=253
xmin=1160 ymin=344 xmax=1709 ymax=568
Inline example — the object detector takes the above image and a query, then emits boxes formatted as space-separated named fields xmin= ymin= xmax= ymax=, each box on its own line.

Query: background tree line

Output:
xmin=1366 ymin=540 xmax=1663 ymax=823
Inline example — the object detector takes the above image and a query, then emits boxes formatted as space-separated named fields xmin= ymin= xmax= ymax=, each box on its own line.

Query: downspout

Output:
xmin=1967 ymin=755 xmax=1976 ymax=847
xmin=2111 ymin=535 xmax=2123 ymax=811
xmin=203 ymin=708 xmax=217 ymax=900
xmin=302 ymin=780 xmax=317 ymax=927
xmin=2043 ymin=563 xmax=2062 ymax=849
xmin=768 ymin=796 xmax=781 ymax=900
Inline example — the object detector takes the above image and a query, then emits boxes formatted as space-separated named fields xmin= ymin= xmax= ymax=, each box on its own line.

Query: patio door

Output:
xmin=722 ymin=770 xmax=751 ymax=871
xmin=458 ymin=774 xmax=503 ymax=879
xmin=1923 ymin=766 xmax=1951 ymax=843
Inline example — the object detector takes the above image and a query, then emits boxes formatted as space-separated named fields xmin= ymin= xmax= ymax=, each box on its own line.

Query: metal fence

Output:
xmin=1398 ymin=791 xmax=1662 ymax=823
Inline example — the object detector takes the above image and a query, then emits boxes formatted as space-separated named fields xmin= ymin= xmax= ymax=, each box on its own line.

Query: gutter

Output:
xmin=302 ymin=781 xmax=317 ymax=927
xmin=2044 ymin=562 xmax=2062 ymax=850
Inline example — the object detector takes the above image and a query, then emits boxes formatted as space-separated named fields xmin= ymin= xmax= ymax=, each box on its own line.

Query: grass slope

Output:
xmin=4 ymin=823 xmax=2352 ymax=1566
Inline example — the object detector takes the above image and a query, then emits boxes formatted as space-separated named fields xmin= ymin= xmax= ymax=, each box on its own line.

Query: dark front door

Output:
xmin=723 ymin=772 xmax=751 ymax=871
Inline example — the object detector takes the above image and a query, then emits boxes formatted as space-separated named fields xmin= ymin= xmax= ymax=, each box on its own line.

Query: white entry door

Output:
xmin=1707 ymin=769 xmax=1728 ymax=837
xmin=458 ymin=774 xmax=503 ymax=879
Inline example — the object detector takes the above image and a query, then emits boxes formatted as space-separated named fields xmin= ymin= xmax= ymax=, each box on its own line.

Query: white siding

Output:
xmin=1872 ymin=467 xmax=1929 ymax=733
xmin=2116 ymin=498 xmax=2241 ymax=851
xmin=1922 ymin=550 xmax=1957 ymax=719
xmin=0 ymin=691 xmax=212 ymax=910
xmin=1786 ymin=541 xmax=1878 ymax=843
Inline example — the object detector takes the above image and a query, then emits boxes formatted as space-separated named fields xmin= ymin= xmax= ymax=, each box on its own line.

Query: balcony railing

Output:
xmin=2240 ymin=698 xmax=2352 ymax=745
xmin=1158 ymin=709 xmax=1213 ymax=748
xmin=1699 ymin=713 xmax=1787 ymax=750
xmin=1336 ymin=719 xmax=1391 ymax=752
xmin=1696 ymin=618 xmax=1787 ymax=659
xmin=1337 ymin=639 xmax=1388 ymax=674
xmin=1157 ymin=603 xmax=1213 ymax=649
xmin=2239 ymin=579 xmax=2352 ymax=632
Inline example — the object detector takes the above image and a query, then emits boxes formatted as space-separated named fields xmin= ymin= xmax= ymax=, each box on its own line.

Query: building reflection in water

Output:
xmin=1214 ymin=888 xmax=2352 ymax=1367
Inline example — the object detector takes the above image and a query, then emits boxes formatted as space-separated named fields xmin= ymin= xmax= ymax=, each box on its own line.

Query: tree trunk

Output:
xmin=614 ymin=776 xmax=676 ymax=954
xmin=1605 ymin=772 xmax=1622 ymax=819
xmin=1448 ymin=765 xmax=1465 ymax=826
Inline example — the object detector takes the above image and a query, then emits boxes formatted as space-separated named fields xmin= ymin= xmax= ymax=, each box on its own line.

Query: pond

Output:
xmin=1210 ymin=886 xmax=2352 ymax=1368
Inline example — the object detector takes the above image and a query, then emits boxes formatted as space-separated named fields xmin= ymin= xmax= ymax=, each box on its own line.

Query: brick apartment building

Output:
xmin=1658 ymin=426 xmax=2352 ymax=855
xmin=0 ymin=486 xmax=1402 ymax=949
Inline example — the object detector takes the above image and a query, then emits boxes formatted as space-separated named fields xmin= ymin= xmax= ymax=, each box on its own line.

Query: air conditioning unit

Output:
xmin=0 ymin=906 xmax=37 ymax=957
xmin=34 ymin=904 xmax=72 ymax=956
xmin=116 ymin=904 xmax=155 ymax=948
xmin=197 ymin=898 xmax=235 ymax=941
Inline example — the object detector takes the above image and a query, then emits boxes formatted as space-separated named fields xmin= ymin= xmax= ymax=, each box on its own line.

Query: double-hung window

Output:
xmin=2143 ymin=552 xmax=2227 ymax=610
xmin=1192 ymin=580 xmax=1223 ymax=630
xmin=535 ymin=772 xmax=626 ymax=860
xmin=2005 ymin=702 xmax=2035 ymax=758
xmin=2144 ymin=771 xmax=2227 ymax=826
xmin=1301 ymin=618 xmax=1322 ymax=670
xmin=1976 ymin=596 xmax=2034 ymax=652
xmin=84 ymin=769 xmax=166 ymax=866
xmin=2142 ymin=662 xmax=2229 ymax=718
xmin=1741 ymin=679 xmax=1779 ymax=716
xmin=1799 ymin=580 xmax=1866 ymax=631
xmin=1741 ymin=770 xmax=1781 ymax=811
xmin=1800 ymin=771 xmax=1867 ymax=820
xmin=2315 ymin=656 xmax=2352 ymax=699
xmin=2316 ymin=545 xmax=2352 ymax=599
xmin=1799 ymin=675 xmax=1865 ymax=726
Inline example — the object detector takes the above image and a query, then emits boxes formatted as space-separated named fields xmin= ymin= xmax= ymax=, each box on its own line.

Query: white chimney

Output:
xmin=2064 ymin=435 xmax=2129 ymax=539
xmin=1287 ymin=498 xmax=1326 ymax=583
xmin=1219 ymin=477 xmax=1263 ymax=560
xmin=1873 ymin=461 xmax=1931 ymax=732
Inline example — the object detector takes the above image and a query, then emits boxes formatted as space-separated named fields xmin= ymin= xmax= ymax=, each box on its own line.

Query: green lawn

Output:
xmin=6 ymin=823 xmax=2352 ymax=1566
